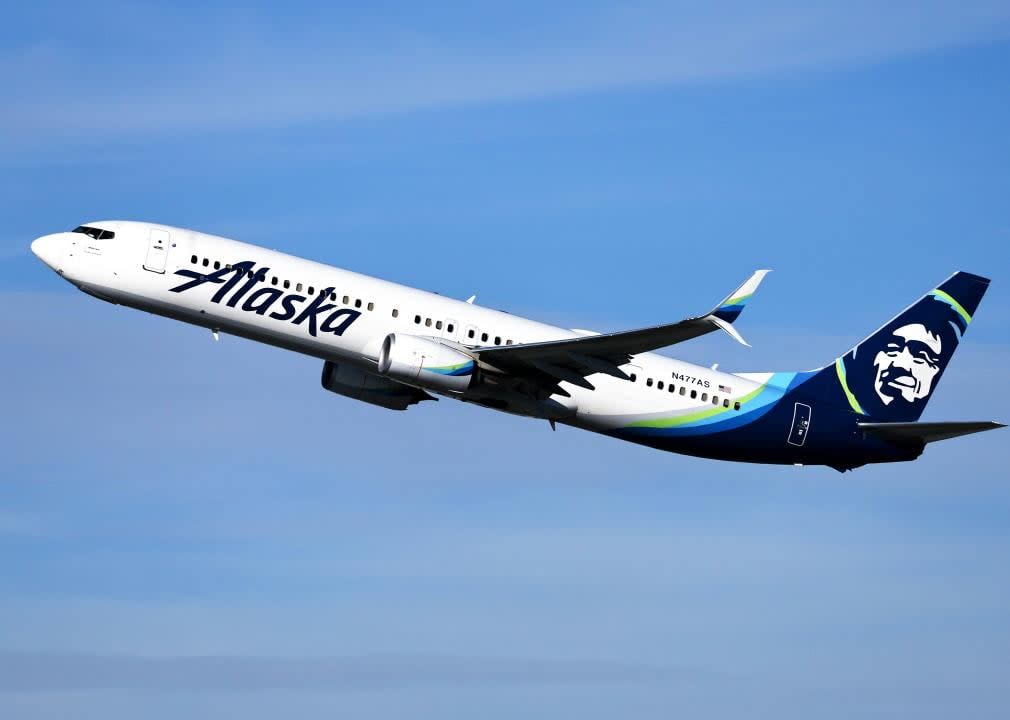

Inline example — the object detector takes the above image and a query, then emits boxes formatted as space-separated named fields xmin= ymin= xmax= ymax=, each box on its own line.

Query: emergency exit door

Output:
xmin=787 ymin=402 xmax=812 ymax=447
xmin=144 ymin=228 xmax=171 ymax=273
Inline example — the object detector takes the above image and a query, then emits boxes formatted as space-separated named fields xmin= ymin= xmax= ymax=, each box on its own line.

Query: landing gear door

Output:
xmin=787 ymin=402 xmax=812 ymax=447
xmin=144 ymin=228 xmax=171 ymax=273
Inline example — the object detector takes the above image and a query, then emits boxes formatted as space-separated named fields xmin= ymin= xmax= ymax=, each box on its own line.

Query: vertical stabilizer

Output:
xmin=812 ymin=271 xmax=990 ymax=422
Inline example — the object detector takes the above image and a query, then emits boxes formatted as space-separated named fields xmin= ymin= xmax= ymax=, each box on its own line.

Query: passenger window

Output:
xmin=343 ymin=295 xmax=349 ymax=304
xmin=214 ymin=261 xmax=220 ymax=269
xmin=712 ymin=395 xmax=719 ymax=405
xmin=679 ymin=387 xmax=686 ymax=396
xmin=629 ymin=373 xmax=637 ymax=382
xmin=506 ymin=339 xmax=513 ymax=345
xmin=646 ymin=378 xmax=653 ymax=387
xmin=468 ymin=329 xmax=475 ymax=339
xmin=447 ymin=323 xmax=454 ymax=333
xmin=494 ymin=336 xmax=501 ymax=345
xmin=191 ymin=255 xmax=198 ymax=264
xmin=308 ymin=286 xmax=314 ymax=295
xmin=690 ymin=390 xmax=697 ymax=399
xmin=330 ymin=292 xmax=337 ymax=301
xmin=367 ymin=302 xmax=374 ymax=311
xmin=481 ymin=332 xmax=488 ymax=342
xmin=436 ymin=320 xmax=443 ymax=330
xmin=355 ymin=299 xmax=362 ymax=308
xmin=723 ymin=399 xmax=730 ymax=408
xmin=296 ymin=283 xmax=302 ymax=292
xmin=202 ymin=258 xmax=209 ymax=267
xmin=425 ymin=318 xmax=432 ymax=327
xmin=271 ymin=277 xmax=278 ymax=286
xmin=701 ymin=393 xmax=708 ymax=402
xmin=392 ymin=309 xmax=399 ymax=318
xmin=283 ymin=280 xmax=290 ymax=289
xmin=414 ymin=315 xmax=421 ymax=324
xmin=734 ymin=401 xmax=741 ymax=411
xmin=657 ymin=381 xmax=664 ymax=390
xmin=668 ymin=385 xmax=675 ymax=393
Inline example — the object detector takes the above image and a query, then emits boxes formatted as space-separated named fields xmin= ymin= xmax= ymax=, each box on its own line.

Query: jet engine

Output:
xmin=377 ymin=333 xmax=476 ymax=394
xmin=321 ymin=360 xmax=434 ymax=410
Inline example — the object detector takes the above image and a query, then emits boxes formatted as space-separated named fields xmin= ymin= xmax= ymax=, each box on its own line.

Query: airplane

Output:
xmin=30 ymin=221 xmax=1004 ymax=472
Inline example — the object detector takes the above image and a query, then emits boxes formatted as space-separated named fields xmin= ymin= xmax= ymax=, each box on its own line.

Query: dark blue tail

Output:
xmin=808 ymin=271 xmax=990 ymax=422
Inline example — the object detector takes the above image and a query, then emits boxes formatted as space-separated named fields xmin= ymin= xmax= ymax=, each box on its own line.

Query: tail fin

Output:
xmin=819 ymin=271 xmax=990 ymax=422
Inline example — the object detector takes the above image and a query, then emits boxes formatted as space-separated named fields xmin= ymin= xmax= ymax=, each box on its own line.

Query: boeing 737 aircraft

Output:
xmin=31 ymin=221 xmax=1003 ymax=471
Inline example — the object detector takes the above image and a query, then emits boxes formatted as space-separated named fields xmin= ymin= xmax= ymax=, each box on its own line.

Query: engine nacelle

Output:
xmin=377 ymin=333 xmax=476 ymax=394
xmin=321 ymin=360 xmax=433 ymax=411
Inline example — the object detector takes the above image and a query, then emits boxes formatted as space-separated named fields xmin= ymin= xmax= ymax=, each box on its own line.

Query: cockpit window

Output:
xmin=72 ymin=226 xmax=115 ymax=240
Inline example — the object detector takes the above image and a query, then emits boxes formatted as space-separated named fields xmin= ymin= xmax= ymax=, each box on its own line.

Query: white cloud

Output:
xmin=4 ymin=1 xmax=1010 ymax=142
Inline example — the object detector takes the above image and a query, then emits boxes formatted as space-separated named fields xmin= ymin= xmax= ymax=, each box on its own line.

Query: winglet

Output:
xmin=710 ymin=269 xmax=770 ymax=324
xmin=709 ymin=315 xmax=750 ymax=347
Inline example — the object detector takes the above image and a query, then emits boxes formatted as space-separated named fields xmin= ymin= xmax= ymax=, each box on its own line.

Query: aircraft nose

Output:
xmin=31 ymin=233 xmax=65 ymax=271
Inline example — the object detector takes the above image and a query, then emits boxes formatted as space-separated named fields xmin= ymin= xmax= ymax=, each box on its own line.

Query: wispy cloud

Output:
xmin=5 ymin=1 xmax=1010 ymax=142
xmin=0 ymin=510 xmax=47 ymax=538
xmin=0 ymin=652 xmax=700 ymax=692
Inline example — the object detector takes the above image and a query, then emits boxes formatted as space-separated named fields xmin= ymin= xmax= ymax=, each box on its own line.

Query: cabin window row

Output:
xmin=410 ymin=314 xmax=456 ymax=335
xmin=387 ymin=307 xmax=514 ymax=346
xmin=189 ymin=256 xmax=375 ymax=311
xmin=627 ymin=372 xmax=742 ymax=411
xmin=464 ymin=326 xmax=515 ymax=346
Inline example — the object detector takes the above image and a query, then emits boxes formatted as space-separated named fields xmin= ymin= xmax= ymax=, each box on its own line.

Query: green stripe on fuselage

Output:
xmin=627 ymin=381 xmax=767 ymax=429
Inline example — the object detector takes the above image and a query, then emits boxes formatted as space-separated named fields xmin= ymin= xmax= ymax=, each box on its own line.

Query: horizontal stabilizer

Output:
xmin=859 ymin=420 xmax=1006 ymax=445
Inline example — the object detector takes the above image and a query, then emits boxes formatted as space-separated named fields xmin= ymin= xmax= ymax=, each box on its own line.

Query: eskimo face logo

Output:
xmin=841 ymin=291 xmax=968 ymax=421
xmin=872 ymin=323 xmax=942 ymax=405
xmin=169 ymin=260 xmax=360 ymax=338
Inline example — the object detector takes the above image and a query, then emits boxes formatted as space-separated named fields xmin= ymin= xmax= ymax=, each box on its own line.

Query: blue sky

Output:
xmin=2 ymin=2 xmax=1010 ymax=718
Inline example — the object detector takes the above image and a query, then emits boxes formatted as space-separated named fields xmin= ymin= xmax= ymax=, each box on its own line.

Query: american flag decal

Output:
xmin=719 ymin=384 xmax=732 ymax=393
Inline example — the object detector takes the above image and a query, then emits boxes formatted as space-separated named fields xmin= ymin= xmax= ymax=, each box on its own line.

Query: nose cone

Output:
xmin=31 ymin=233 xmax=65 ymax=271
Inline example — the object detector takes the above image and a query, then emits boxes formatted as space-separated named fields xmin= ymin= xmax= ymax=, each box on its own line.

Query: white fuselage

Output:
xmin=31 ymin=220 xmax=775 ymax=439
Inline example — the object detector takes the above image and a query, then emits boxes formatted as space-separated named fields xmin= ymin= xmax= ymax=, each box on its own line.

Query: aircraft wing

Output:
xmin=471 ymin=270 xmax=770 ymax=394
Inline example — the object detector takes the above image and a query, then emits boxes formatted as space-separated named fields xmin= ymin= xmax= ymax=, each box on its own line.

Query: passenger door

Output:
xmin=143 ymin=228 xmax=171 ymax=273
